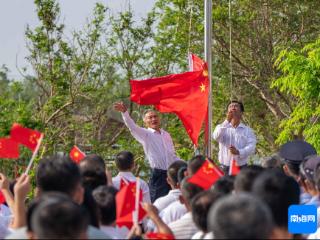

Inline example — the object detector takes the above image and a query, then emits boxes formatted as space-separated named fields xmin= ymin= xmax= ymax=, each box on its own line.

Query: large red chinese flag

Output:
xmin=0 ymin=138 xmax=20 ymax=159
xmin=10 ymin=123 xmax=42 ymax=152
xmin=116 ymin=182 xmax=146 ymax=229
xmin=69 ymin=146 xmax=86 ymax=164
xmin=229 ymin=158 xmax=241 ymax=176
xmin=130 ymin=54 xmax=209 ymax=146
xmin=188 ymin=160 xmax=224 ymax=190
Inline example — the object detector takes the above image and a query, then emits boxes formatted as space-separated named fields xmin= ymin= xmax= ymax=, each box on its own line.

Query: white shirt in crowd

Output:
xmin=153 ymin=189 xmax=181 ymax=212
xmin=168 ymin=212 xmax=199 ymax=239
xmin=99 ymin=226 xmax=128 ymax=240
xmin=146 ymin=189 xmax=183 ymax=232
xmin=160 ymin=201 xmax=187 ymax=225
xmin=121 ymin=111 xmax=180 ymax=170
xmin=192 ymin=231 xmax=214 ymax=239
xmin=212 ymin=120 xmax=256 ymax=166
xmin=112 ymin=172 xmax=151 ymax=203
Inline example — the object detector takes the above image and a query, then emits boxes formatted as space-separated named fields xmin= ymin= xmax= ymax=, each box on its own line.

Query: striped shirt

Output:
xmin=122 ymin=111 xmax=180 ymax=170
xmin=168 ymin=212 xmax=199 ymax=239
xmin=213 ymin=120 xmax=256 ymax=166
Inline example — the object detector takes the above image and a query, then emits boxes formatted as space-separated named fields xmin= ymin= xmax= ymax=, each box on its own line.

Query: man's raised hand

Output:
xmin=114 ymin=102 xmax=127 ymax=113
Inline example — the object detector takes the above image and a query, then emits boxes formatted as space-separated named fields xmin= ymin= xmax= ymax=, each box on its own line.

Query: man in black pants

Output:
xmin=114 ymin=102 xmax=182 ymax=202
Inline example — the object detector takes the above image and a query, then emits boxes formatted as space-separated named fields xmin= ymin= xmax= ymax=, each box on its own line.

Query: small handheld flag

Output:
xmin=69 ymin=146 xmax=86 ymax=164
xmin=0 ymin=138 xmax=20 ymax=159
xmin=10 ymin=123 xmax=42 ymax=152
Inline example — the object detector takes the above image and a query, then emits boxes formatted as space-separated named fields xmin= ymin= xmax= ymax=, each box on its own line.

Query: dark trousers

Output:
xmin=149 ymin=168 xmax=171 ymax=203
xmin=220 ymin=164 xmax=247 ymax=175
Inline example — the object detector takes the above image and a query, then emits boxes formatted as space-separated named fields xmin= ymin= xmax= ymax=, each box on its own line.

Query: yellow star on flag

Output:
xmin=200 ymin=83 xmax=206 ymax=92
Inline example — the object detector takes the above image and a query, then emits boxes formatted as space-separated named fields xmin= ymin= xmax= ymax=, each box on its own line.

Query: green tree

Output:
xmin=273 ymin=38 xmax=320 ymax=151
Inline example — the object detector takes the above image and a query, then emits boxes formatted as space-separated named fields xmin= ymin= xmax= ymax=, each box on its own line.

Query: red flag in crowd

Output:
xmin=229 ymin=158 xmax=241 ymax=176
xmin=116 ymin=182 xmax=146 ymax=229
xmin=188 ymin=160 xmax=224 ymax=190
xmin=69 ymin=146 xmax=86 ymax=164
xmin=144 ymin=232 xmax=175 ymax=239
xmin=130 ymin=54 xmax=209 ymax=146
xmin=0 ymin=190 xmax=6 ymax=204
xmin=10 ymin=123 xmax=42 ymax=152
xmin=119 ymin=178 xmax=129 ymax=189
xmin=0 ymin=138 xmax=20 ymax=159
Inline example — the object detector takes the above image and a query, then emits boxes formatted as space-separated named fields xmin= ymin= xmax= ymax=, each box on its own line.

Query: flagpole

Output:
xmin=25 ymin=134 xmax=44 ymax=175
xmin=205 ymin=0 xmax=213 ymax=158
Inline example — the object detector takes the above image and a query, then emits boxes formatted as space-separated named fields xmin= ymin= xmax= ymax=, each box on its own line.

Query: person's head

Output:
xmin=279 ymin=140 xmax=317 ymax=179
xmin=300 ymin=155 xmax=320 ymax=184
xmin=30 ymin=193 xmax=89 ymax=239
xmin=191 ymin=190 xmax=224 ymax=233
xmin=208 ymin=193 xmax=273 ymax=239
xmin=187 ymin=155 xmax=206 ymax=176
xmin=167 ymin=161 xmax=188 ymax=189
xmin=177 ymin=166 xmax=187 ymax=185
xmin=179 ymin=177 xmax=203 ymax=210
xmin=261 ymin=155 xmax=283 ymax=169
xmin=92 ymin=185 xmax=118 ymax=226
xmin=234 ymin=165 xmax=264 ymax=193
xmin=299 ymin=155 xmax=320 ymax=195
xmin=227 ymin=100 xmax=244 ymax=119
xmin=80 ymin=154 xmax=106 ymax=172
xmin=314 ymin=162 xmax=320 ymax=191
xmin=211 ymin=175 xmax=235 ymax=195
xmin=36 ymin=154 xmax=84 ymax=204
xmin=252 ymin=169 xmax=300 ymax=229
xmin=143 ymin=110 xmax=160 ymax=131
xmin=115 ymin=151 xmax=134 ymax=171
xmin=27 ymin=192 xmax=70 ymax=233
xmin=80 ymin=168 xmax=107 ymax=192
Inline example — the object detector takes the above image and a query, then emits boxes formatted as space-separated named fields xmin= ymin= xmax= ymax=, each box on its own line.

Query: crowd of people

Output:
xmin=0 ymin=100 xmax=318 ymax=239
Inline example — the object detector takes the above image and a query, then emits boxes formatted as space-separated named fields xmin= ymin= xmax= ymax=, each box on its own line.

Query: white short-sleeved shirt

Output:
xmin=168 ymin=212 xmax=199 ymax=239
xmin=112 ymin=172 xmax=151 ymax=203
xmin=153 ymin=189 xmax=181 ymax=212
xmin=160 ymin=200 xmax=187 ymax=225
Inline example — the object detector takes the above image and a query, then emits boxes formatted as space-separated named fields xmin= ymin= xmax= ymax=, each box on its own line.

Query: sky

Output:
xmin=0 ymin=0 xmax=155 ymax=79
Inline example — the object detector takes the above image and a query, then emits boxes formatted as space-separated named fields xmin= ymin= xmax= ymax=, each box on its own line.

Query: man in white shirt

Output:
xmin=168 ymin=177 xmax=202 ymax=239
xmin=114 ymin=102 xmax=181 ymax=202
xmin=112 ymin=151 xmax=151 ymax=203
xmin=212 ymin=101 xmax=256 ymax=174
xmin=153 ymin=160 xmax=187 ymax=212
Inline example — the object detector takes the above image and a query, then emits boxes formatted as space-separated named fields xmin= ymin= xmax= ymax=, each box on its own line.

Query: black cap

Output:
xmin=279 ymin=140 xmax=317 ymax=165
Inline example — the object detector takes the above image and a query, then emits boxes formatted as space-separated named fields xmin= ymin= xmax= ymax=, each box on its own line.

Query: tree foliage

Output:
xmin=273 ymin=39 xmax=320 ymax=151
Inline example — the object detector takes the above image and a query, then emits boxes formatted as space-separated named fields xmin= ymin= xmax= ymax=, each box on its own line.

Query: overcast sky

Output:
xmin=0 ymin=0 xmax=155 ymax=79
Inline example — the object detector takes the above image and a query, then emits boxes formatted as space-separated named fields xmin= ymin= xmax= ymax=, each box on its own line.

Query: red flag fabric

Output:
xmin=0 ymin=138 xmax=20 ymax=159
xmin=188 ymin=160 xmax=224 ymax=190
xmin=145 ymin=232 xmax=175 ymax=239
xmin=69 ymin=146 xmax=86 ymax=164
xmin=130 ymin=54 xmax=208 ymax=146
xmin=229 ymin=158 xmax=241 ymax=176
xmin=116 ymin=182 xmax=146 ymax=229
xmin=189 ymin=53 xmax=204 ymax=71
xmin=10 ymin=123 xmax=42 ymax=152
xmin=0 ymin=190 xmax=6 ymax=204
xmin=120 ymin=178 xmax=129 ymax=189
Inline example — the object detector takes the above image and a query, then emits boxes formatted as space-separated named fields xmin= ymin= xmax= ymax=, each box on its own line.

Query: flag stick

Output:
xmin=205 ymin=0 xmax=213 ymax=158
xmin=134 ymin=177 xmax=140 ymax=225
xmin=25 ymin=134 xmax=44 ymax=175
